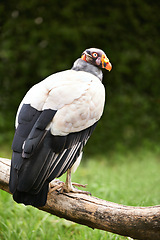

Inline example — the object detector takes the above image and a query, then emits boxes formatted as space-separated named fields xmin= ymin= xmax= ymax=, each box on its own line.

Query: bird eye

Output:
xmin=92 ymin=52 xmax=98 ymax=58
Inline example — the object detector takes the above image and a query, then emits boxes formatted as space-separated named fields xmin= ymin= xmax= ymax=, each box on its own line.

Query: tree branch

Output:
xmin=0 ymin=157 xmax=160 ymax=240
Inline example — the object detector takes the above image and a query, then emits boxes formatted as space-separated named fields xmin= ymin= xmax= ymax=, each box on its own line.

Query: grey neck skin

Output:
xmin=71 ymin=58 xmax=103 ymax=81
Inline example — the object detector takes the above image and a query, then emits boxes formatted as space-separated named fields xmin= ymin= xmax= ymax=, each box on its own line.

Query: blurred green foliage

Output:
xmin=0 ymin=0 xmax=160 ymax=155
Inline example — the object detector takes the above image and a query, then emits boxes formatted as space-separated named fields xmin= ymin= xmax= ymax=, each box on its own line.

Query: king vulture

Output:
xmin=9 ymin=48 xmax=112 ymax=207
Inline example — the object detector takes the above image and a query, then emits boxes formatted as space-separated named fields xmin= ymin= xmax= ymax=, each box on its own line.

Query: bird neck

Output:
xmin=71 ymin=58 xmax=103 ymax=81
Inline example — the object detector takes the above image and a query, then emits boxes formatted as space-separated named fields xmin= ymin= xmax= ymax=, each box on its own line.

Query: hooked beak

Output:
xmin=81 ymin=53 xmax=87 ymax=61
xmin=101 ymin=54 xmax=112 ymax=71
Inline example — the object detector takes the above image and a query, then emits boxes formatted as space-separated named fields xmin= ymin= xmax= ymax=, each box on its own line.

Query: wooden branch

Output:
xmin=0 ymin=157 xmax=160 ymax=240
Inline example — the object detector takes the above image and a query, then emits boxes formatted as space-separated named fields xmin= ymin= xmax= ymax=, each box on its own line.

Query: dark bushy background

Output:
xmin=0 ymin=0 xmax=160 ymax=155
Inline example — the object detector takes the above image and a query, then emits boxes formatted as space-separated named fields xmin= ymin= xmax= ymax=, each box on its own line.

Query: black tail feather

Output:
xmin=13 ymin=184 xmax=49 ymax=207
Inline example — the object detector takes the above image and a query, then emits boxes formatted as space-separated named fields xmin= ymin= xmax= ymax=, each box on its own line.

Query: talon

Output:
xmin=49 ymin=182 xmax=64 ymax=194
xmin=49 ymin=179 xmax=65 ymax=194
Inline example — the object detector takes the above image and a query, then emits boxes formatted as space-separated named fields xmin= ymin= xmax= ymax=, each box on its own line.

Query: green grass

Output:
xmin=0 ymin=148 xmax=160 ymax=240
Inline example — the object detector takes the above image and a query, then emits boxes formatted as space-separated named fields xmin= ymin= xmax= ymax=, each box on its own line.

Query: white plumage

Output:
xmin=16 ymin=70 xmax=105 ymax=135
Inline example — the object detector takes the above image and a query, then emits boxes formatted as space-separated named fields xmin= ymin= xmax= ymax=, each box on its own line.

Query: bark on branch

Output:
xmin=0 ymin=157 xmax=160 ymax=240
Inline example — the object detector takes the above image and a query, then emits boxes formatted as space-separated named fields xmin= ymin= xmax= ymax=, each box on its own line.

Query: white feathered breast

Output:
xmin=16 ymin=70 xmax=105 ymax=135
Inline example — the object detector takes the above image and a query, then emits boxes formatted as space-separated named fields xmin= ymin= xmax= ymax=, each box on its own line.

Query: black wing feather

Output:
xmin=9 ymin=104 xmax=42 ymax=193
xmin=9 ymin=103 xmax=98 ymax=207
xmin=22 ymin=108 xmax=57 ymax=158
xmin=9 ymin=104 xmax=56 ymax=192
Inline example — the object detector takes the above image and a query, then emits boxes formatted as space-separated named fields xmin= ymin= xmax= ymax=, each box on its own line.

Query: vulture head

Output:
xmin=81 ymin=48 xmax=112 ymax=71
xmin=72 ymin=48 xmax=112 ymax=80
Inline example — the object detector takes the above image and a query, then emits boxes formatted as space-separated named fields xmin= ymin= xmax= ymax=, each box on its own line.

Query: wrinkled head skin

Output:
xmin=81 ymin=48 xmax=112 ymax=71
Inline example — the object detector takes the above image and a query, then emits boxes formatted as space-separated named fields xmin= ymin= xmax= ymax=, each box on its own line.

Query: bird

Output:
xmin=9 ymin=47 xmax=112 ymax=207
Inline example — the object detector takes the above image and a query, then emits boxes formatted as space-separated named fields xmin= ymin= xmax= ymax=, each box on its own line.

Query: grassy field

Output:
xmin=0 ymin=148 xmax=160 ymax=240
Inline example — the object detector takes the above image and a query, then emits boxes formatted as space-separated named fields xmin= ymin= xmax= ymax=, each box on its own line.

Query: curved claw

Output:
xmin=49 ymin=179 xmax=64 ymax=194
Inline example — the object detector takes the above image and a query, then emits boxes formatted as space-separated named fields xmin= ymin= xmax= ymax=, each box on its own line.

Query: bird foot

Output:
xmin=49 ymin=179 xmax=65 ymax=194
xmin=49 ymin=179 xmax=91 ymax=195
xmin=61 ymin=182 xmax=91 ymax=195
